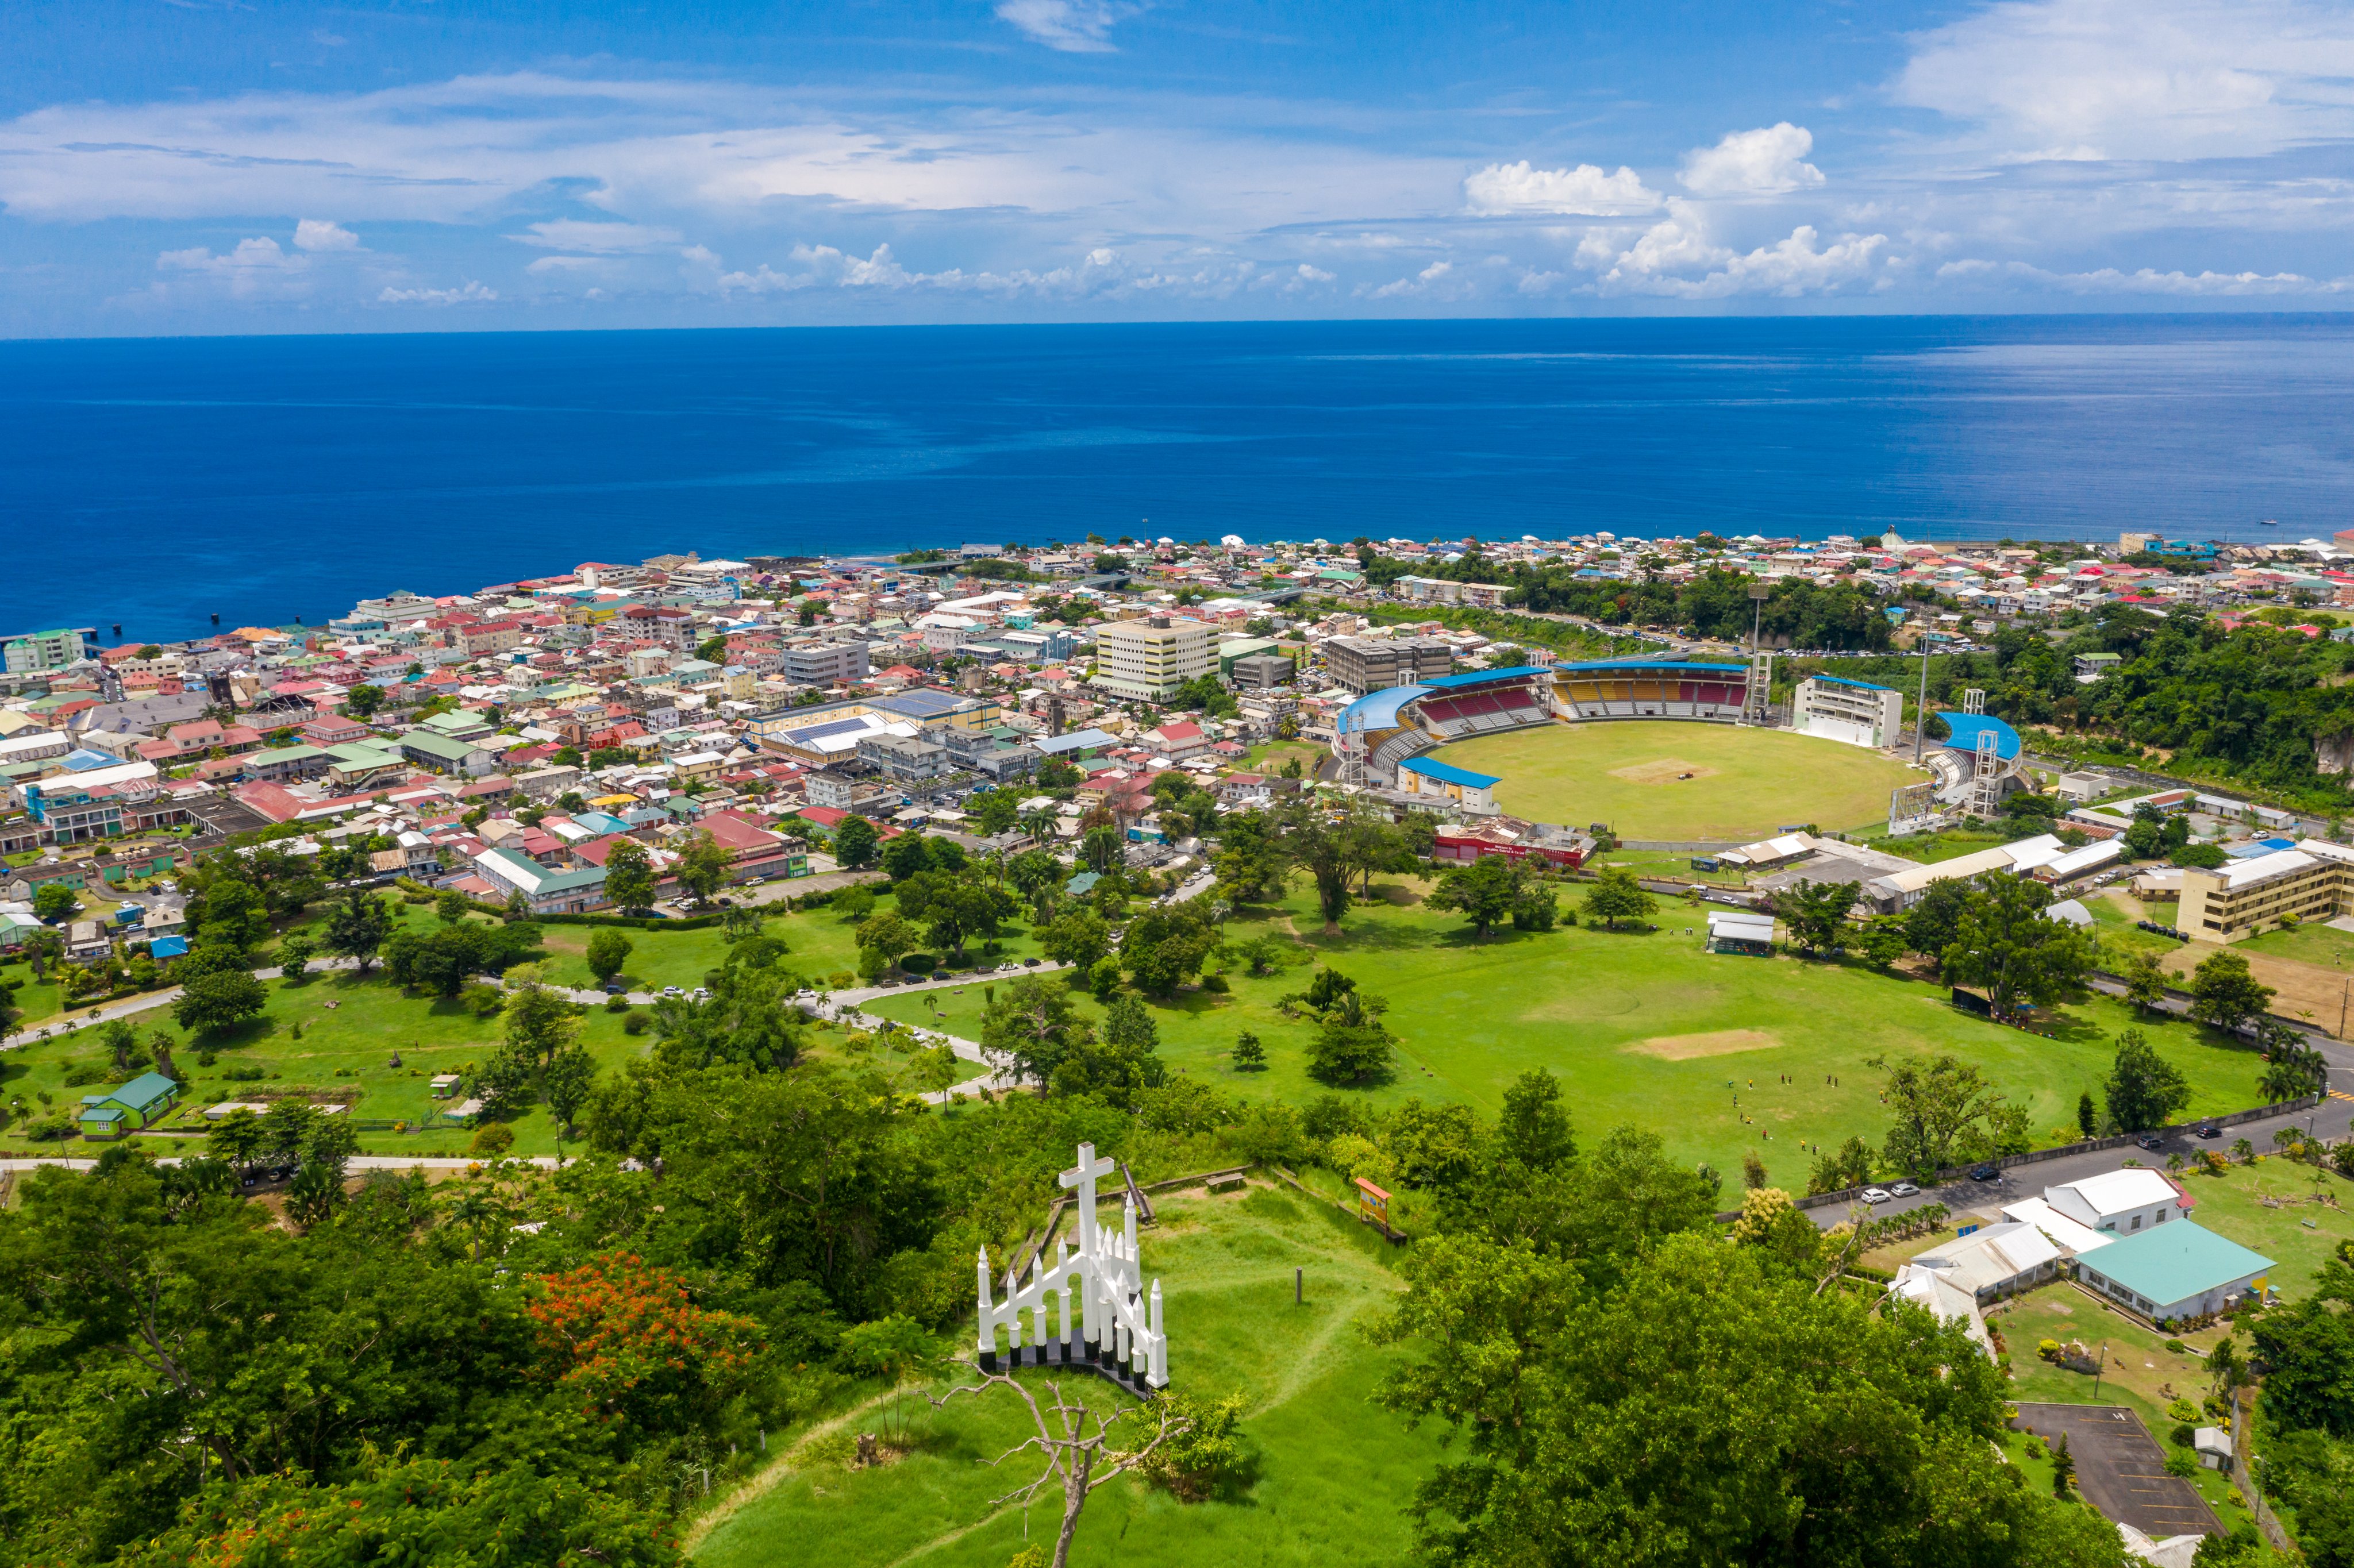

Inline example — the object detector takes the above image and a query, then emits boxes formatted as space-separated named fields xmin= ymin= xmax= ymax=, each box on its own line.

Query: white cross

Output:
xmin=1059 ymin=1141 xmax=1117 ymax=1252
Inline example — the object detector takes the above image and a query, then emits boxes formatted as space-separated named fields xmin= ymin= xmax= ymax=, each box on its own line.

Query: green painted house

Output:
xmin=78 ymin=1071 xmax=182 ymax=1139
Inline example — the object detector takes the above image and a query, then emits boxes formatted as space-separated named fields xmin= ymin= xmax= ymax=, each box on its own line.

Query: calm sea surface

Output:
xmin=5 ymin=315 xmax=2352 ymax=642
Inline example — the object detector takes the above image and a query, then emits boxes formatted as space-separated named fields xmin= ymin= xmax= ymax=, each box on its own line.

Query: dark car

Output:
xmin=2196 ymin=1123 xmax=2222 ymax=1139
xmin=2138 ymin=1134 xmax=2165 ymax=1150
xmin=1969 ymin=1164 xmax=1999 ymax=1182
xmin=603 ymin=980 xmax=625 ymax=995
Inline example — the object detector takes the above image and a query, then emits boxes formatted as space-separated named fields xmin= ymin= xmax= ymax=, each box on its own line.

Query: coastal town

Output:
xmin=7 ymin=523 xmax=2354 ymax=1568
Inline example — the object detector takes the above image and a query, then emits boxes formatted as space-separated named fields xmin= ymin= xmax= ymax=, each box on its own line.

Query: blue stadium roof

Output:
xmin=1339 ymin=684 xmax=1432 ymax=732
xmin=1401 ymin=756 xmax=1502 ymax=788
xmin=1555 ymin=660 xmax=1748 ymax=675
xmin=1418 ymin=665 xmax=1556 ymax=689
xmin=1937 ymin=712 xmax=2021 ymax=760
xmin=1810 ymin=675 xmax=1895 ymax=691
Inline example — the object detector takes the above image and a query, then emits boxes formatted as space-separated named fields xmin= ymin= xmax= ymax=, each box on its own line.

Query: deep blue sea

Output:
xmin=6 ymin=315 xmax=2354 ymax=645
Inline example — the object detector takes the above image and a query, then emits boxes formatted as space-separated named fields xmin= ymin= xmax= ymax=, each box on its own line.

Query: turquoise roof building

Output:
xmin=77 ymin=1071 xmax=182 ymax=1139
xmin=2075 ymin=1219 xmax=2273 ymax=1324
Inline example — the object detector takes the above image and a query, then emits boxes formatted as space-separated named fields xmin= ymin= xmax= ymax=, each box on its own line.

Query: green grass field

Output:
xmin=690 ymin=1185 xmax=1443 ymax=1568
xmin=1428 ymin=721 xmax=1924 ymax=841
xmin=870 ymin=881 xmax=2276 ymax=1187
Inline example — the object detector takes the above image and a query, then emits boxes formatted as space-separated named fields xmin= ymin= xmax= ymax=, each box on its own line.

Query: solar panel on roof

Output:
xmin=786 ymin=716 xmax=875 ymax=743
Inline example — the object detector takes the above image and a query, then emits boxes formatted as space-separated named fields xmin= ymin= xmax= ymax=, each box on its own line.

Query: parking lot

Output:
xmin=2009 ymin=1403 xmax=2220 ymax=1542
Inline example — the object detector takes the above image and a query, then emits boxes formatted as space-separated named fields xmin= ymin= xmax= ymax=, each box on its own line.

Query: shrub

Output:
xmin=468 ymin=1122 xmax=515 ymax=1157
xmin=603 ymin=993 xmax=630 ymax=1012
xmin=62 ymin=1063 xmax=105 ymax=1088
xmin=2164 ymin=1450 xmax=2198 ymax=1478
xmin=2171 ymin=1422 xmax=2196 ymax=1448
xmin=27 ymin=1114 xmax=77 ymax=1142
xmin=2167 ymin=1398 xmax=2200 ymax=1423
xmin=621 ymin=1010 xmax=649 ymax=1035
xmin=196 ymin=1050 xmax=217 ymax=1067
xmin=899 ymin=953 xmax=936 ymax=973
xmin=2036 ymin=1339 xmax=2063 ymax=1362
xmin=460 ymin=984 xmax=506 ymax=1018
xmin=1201 ymin=973 xmax=1229 ymax=992
xmin=1134 ymin=1392 xmax=1249 ymax=1502
xmin=2164 ymin=1340 xmax=2187 ymax=1355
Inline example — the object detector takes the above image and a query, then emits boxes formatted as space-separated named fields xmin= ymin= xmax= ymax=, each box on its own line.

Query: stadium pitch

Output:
xmin=1429 ymin=720 xmax=1925 ymax=842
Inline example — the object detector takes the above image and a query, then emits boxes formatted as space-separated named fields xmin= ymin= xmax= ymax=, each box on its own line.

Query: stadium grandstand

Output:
xmin=1336 ymin=658 xmax=1766 ymax=789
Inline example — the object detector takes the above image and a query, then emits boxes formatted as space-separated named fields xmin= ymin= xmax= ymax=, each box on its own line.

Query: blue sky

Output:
xmin=5 ymin=0 xmax=2352 ymax=334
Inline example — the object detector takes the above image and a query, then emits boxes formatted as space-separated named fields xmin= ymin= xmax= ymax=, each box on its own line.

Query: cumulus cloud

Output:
xmin=154 ymin=236 xmax=311 ymax=298
xmin=378 ymin=280 xmax=497 ymax=305
xmin=524 ymin=255 xmax=613 ymax=273
xmin=1679 ymin=124 xmax=1825 ymax=197
xmin=292 ymin=218 xmax=360 ymax=251
xmin=1897 ymin=0 xmax=2354 ymax=162
xmin=1464 ymin=160 xmax=1662 ymax=216
xmin=995 ymin=0 xmax=1130 ymax=52
xmin=1570 ymin=203 xmax=1887 ymax=297
xmin=712 ymin=241 xmax=1143 ymax=299
xmin=1366 ymin=260 xmax=1455 ymax=298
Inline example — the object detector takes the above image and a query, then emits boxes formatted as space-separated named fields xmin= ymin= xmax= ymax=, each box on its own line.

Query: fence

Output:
xmin=1794 ymin=1093 xmax=2324 ymax=1212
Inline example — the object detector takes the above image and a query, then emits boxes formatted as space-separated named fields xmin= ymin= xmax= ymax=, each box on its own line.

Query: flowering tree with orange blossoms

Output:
xmin=529 ymin=1252 xmax=764 ymax=1434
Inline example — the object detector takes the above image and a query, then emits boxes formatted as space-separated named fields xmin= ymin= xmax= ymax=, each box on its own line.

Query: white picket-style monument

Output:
xmin=976 ymin=1142 xmax=1168 ymax=1390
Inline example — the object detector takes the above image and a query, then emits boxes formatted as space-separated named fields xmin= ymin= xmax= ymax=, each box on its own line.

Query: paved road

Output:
xmin=1814 ymin=1047 xmax=2354 ymax=1231
xmin=2010 ymin=1403 xmax=2221 ymax=1542
xmin=1 ymin=1154 xmax=570 ymax=1173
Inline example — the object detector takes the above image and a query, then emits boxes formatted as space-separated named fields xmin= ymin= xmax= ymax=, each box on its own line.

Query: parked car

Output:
xmin=2137 ymin=1134 xmax=2165 ymax=1150
xmin=1861 ymin=1187 xmax=1893 ymax=1204
xmin=1890 ymin=1181 xmax=1919 ymax=1198
xmin=661 ymin=985 xmax=683 ymax=998
xmin=2196 ymin=1123 xmax=2222 ymax=1139
xmin=603 ymin=981 xmax=624 ymax=995
xmin=1969 ymin=1164 xmax=2000 ymax=1182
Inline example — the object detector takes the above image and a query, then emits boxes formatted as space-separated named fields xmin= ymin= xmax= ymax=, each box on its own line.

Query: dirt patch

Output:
xmin=1607 ymin=758 xmax=1721 ymax=786
xmin=2165 ymin=942 xmax=2349 ymax=1034
xmin=1628 ymin=1027 xmax=1782 ymax=1060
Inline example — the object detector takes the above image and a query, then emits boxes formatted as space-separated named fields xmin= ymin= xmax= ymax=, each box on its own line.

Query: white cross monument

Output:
xmin=976 ymin=1142 xmax=1168 ymax=1390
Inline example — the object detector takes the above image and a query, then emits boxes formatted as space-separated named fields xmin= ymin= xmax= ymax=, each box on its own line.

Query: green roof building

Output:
xmin=2076 ymin=1219 xmax=2273 ymax=1324
xmin=78 ymin=1071 xmax=182 ymax=1139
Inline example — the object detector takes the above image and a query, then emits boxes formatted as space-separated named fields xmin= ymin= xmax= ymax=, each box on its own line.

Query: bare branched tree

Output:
xmin=932 ymin=1361 xmax=1189 ymax=1568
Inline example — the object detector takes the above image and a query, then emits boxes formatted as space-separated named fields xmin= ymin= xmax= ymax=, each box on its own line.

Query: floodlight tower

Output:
xmin=1744 ymin=582 xmax=1774 ymax=725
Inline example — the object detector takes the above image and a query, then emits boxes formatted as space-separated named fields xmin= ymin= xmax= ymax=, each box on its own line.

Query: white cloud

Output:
xmin=1679 ymin=124 xmax=1825 ymax=197
xmin=1897 ymin=0 xmax=2354 ymax=161
xmin=154 ymin=236 xmax=311 ymax=298
xmin=995 ymin=0 xmax=1129 ymax=53
xmin=525 ymin=255 xmax=613 ymax=273
xmin=1936 ymin=257 xmax=2338 ymax=293
xmin=1294 ymin=263 xmax=1334 ymax=283
xmin=378 ymin=280 xmax=497 ymax=305
xmin=1464 ymin=160 xmax=1662 ymax=216
xmin=1581 ymin=203 xmax=1888 ymax=296
xmin=713 ymin=241 xmax=1143 ymax=299
xmin=1366 ymin=259 xmax=1455 ymax=298
xmin=292 ymin=218 xmax=360 ymax=251
xmin=509 ymin=219 xmax=682 ymax=252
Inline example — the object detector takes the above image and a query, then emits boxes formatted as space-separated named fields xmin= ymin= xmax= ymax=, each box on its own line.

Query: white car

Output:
xmin=661 ymin=985 xmax=683 ymax=998
xmin=1889 ymin=1181 xmax=1920 ymax=1198
xmin=1860 ymin=1186 xmax=1893 ymax=1204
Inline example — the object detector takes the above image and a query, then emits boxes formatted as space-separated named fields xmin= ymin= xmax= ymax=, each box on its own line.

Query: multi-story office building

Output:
xmin=1094 ymin=616 xmax=1214 ymax=702
xmin=1321 ymin=635 xmax=1454 ymax=696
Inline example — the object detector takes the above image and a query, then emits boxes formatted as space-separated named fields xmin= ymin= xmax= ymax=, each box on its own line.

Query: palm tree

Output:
xmin=2231 ymin=1136 xmax=2255 ymax=1165
xmin=1021 ymin=809 xmax=1057 ymax=846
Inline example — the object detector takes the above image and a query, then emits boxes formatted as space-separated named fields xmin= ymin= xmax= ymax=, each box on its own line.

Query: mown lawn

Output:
xmin=869 ymin=880 xmax=2277 ymax=1187
xmin=691 ymin=1185 xmax=1443 ymax=1568
xmin=1429 ymin=721 xmax=1922 ymax=841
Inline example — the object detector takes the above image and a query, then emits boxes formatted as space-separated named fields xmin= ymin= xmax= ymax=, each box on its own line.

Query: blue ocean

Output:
xmin=5 ymin=315 xmax=2353 ymax=644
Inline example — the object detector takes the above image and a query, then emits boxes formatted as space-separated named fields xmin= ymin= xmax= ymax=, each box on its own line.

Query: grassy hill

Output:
xmin=690 ymin=1184 xmax=1444 ymax=1568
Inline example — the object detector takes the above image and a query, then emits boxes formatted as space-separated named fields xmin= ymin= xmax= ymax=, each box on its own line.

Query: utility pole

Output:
xmin=1913 ymin=638 xmax=1932 ymax=764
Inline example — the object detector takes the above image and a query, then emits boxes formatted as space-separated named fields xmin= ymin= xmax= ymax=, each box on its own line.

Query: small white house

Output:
xmin=1891 ymin=1220 xmax=2063 ymax=1306
xmin=2043 ymin=1168 xmax=2188 ymax=1237
xmin=2194 ymin=1427 xmax=2233 ymax=1470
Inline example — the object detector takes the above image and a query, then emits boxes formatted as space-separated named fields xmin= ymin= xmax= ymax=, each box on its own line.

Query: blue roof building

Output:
xmin=2075 ymin=1219 xmax=2273 ymax=1324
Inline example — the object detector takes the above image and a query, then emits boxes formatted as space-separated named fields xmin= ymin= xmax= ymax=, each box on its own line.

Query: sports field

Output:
xmin=1428 ymin=720 xmax=1924 ymax=841
xmin=870 ymin=883 xmax=2272 ymax=1188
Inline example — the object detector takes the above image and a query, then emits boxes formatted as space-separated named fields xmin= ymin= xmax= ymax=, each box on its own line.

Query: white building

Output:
xmin=1094 ymin=615 xmax=1214 ymax=702
xmin=1792 ymin=676 xmax=1905 ymax=749
xmin=2042 ymin=1168 xmax=2188 ymax=1237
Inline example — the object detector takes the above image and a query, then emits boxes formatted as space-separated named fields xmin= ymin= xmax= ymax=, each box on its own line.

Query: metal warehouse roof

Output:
xmin=2076 ymin=1219 xmax=2272 ymax=1305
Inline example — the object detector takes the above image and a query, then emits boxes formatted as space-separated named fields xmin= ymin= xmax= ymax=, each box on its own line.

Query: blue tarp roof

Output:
xmin=148 ymin=935 xmax=189 ymax=958
xmin=1937 ymin=712 xmax=2021 ymax=760
xmin=1401 ymin=756 xmax=1502 ymax=788
xmin=1555 ymin=660 xmax=1748 ymax=675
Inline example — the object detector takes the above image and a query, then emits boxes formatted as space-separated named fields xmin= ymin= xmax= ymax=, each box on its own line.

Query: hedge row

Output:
xmin=529 ymin=911 xmax=727 ymax=932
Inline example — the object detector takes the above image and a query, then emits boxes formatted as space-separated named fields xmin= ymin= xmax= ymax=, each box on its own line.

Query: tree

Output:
xmin=833 ymin=814 xmax=880 ymax=870
xmin=1497 ymin=1068 xmax=1576 ymax=1171
xmin=1427 ymin=855 xmax=1520 ymax=939
xmin=540 ymin=1044 xmax=598 ymax=1139
xmin=1281 ymin=808 xmax=1355 ymax=933
xmin=968 ymin=790 xmax=1020 ymax=837
xmin=2103 ymin=1029 xmax=2192 ymax=1132
xmin=1078 ymin=824 xmax=1124 ymax=876
xmin=1899 ymin=877 xmax=1974 ymax=972
xmin=602 ymin=837 xmax=657 ymax=914
xmin=1775 ymin=879 xmax=1860 ymax=957
xmin=1880 ymin=1053 xmax=2011 ymax=1180
xmin=1231 ymin=1031 xmax=1266 ymax=1071
xmin=1940 ymin=875 xmax=2090 ymax=1019
xmin=172 ymin=969 xmax=268 ymax=1035
xmin=502 ymin=975 xmax=582 ymax=1073
xmin=321 ymin=889 xmax=393 ymax=974
xmin=1039 ymin=908 xmax=1111 ymax=971
xmin=1119 ymin=904 xmax=1216 ymax=995
xmin=2051 ymin=1431 xmax=2076 ymax=1497
xmin=435 ymin=888 xmax=470 ymax=923
xmin=1582 ymin=865 xmax=1656 ymax=930
xmin=855 ymin=912 xmax=919 ymax=974
xmin=344 ymin=681 xmax=384 ymax=717
xmin=1860 ymin=923 xmax=1906 ymax=970
xmin=672 ymin=830 xmax=731 ymax=906
xmin=32 ymin=883 xmax=78 ymax=923
xmin=275 ymin=933 xmax=316 ymax=978
xmin=1306 ymin=992 xmax=1393 ymax=1087
xmin=882 ymin=831 xmax=935 ymax=881
xmin=2190 ymin=949 xmax=2275 ymax=1034
xmin=2078 ymin=1089 xmax=2098 ymax=1138
xmin=980 ymin=974 xmax=1095 ymax=1085
xmin=584 ymin=927 xmax=634 ymax=983
xmin=2121 ymin=947 xmax=2171 ymax=1013
xmin=1370 ymin=1227 xmax=2123 ymax=1568
xmin=2261 ymin=1040 xmax=2330 ymax=1103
